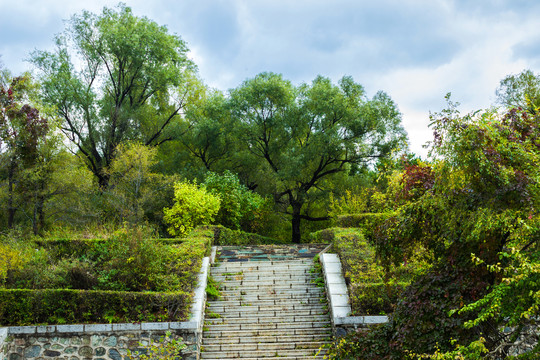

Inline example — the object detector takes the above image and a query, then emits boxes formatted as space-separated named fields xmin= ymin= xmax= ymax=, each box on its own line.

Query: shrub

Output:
xmin=163 ymin=181 xmax=221 ymax=237
xmin=203 ymin=171 xmax=265 ymax=231
xmin=212 ymin=225 xmax=286 ymax=245
xmin=0 ymin=289 xmax=190 ymax=326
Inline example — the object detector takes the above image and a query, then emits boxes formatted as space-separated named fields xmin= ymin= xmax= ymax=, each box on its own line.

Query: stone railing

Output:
xmin=319 ymin=252 xmax=388 ymax=337
xmin=0 ymin=247 xmax=217 ymax=360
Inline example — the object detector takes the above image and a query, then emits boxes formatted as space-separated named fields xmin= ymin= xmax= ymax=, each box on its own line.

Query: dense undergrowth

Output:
xmin=0 ymin=225 xmax=213 ymax=325
xmin=323 ymin=103 xmax=540 ymax=359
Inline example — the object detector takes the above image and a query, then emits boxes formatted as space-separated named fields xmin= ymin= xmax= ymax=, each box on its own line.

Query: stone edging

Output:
xmin=319 ymin=252 xmax=388 ymax=336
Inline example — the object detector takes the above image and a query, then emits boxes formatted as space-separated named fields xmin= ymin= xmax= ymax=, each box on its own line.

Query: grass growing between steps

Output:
xmin=310 ymin=255 xmax=326 ymax=289
xmin=205 ymin=276 xmax=222 ymax=301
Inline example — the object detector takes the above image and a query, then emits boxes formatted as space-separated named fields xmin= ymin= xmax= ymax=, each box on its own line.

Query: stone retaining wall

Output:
xmin=0 ymin=252 xmax=214 ymax=360
xmin=1 ymin=325 xmax=197 ymax=360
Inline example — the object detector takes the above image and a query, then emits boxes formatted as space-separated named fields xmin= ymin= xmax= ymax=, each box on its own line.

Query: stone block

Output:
xmin=333 ymin=306 xmax=351 ymax=318
xmin=334 ymin=316 xmax=364 ymax=326
xmin=329 ymin=293 xmax=350 ymax=307
xmin=23 ymin=345 xmax=41 ymax=358
xmin=192 ymin=286 xmax=205 ymax=302
xmin=56 ymin=325 xmax=84 ymax=333
xmin=363 ymin=315 xmax=389 ymax=324
xmin=84 ymin=323 xmax=112 ymax=332
xmin=8 ymin=326 xmax=36 ymax=334
xmin=325 ymin=272 xmax=346 ymax=285
xmin=321 ymin=253 xmax=341 ymax=263
xmin=36 ymin=325 xmax=56 ymax=334
xmin=170 ymin=322 xmax=197 ymax=331
xmin=210 ymin=247 xmax=217 ymax=264
xmin=328 ymin=282 xmax=348 ymax=295
xmin=111 ymin=323 xmax=140 ymax=331
xmin=324 ymin=262 xmax=343 ymax=274
xmin=141 ymin=322 xmax=169 ymax=331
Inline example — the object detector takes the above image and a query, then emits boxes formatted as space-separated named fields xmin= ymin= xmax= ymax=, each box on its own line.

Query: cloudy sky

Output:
xmin=1 ymin=0 xmax=539 ymax=157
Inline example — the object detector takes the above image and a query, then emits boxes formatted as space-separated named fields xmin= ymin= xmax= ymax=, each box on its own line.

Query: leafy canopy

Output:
xmin=31 ymin=4 xmax=195 ymax=188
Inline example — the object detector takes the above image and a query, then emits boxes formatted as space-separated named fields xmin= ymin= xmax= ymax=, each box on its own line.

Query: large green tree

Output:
xmin=229 ymin=73 xmax=407 ymax=242
xmin=496 ymin=69 xmax=540 ymax=112
xmin=31 ymin=4 xmax=195 ymax=188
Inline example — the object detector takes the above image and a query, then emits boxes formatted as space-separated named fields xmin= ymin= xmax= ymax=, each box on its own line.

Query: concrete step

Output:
xmin=206 ymin=308 xmax=328 ymax=318
xmin=216 ymin=277 xmax=320 ymax=285
xmin=203 ymin=320 xmax=331 ymax=332
xmin=200 ymin=349 xmax=328 ymax=359
xmin=207 ymin=297 xmax=324 ymax=308
xmin=202 ymin=340 xmax=329 ymax=352
xmin=208 ymin=303 xmax=326 ymax=313
xmin=205 ymin=314 xmax=329 ymax=325
xmin=202 ymin=246 xmax=330 ymax=359
xmin=212 ymin=263 xmax=313 ymax=271
xmin=219 ymin=287 xmax=323 ymax=294
xmin=219 ymin=284 xmax=322 ymax=292
xmin=203 ymin=327 xmax=331 ymax=338
xmin=218 ymin=293 xmax=323 ymax=302
xmin=212 ymin=272 xmax=319 ymax=280
xmin=203 ymin=333 xmax=331 ymax=345
xmin=201 ymin=357 xmax=325 ymax=360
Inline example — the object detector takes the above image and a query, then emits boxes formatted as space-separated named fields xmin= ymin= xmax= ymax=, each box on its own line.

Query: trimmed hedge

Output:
xmin=0 ymin=289 xmax=190 ymax=326
xmin=212 ymin=225 xmax=286 ymax=245
xmin=336 ymin=212 xmax=396 ymax=232
xmin=1 ymin=227 xmax=214 ymax=326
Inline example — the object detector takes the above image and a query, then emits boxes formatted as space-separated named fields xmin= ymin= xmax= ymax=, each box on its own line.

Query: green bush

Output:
xmin=336 ymin=212 xmax=396 ymax=233
xmin=203 ymin=171 xmax=265 ymax=231
xmin=0 ymin=289 xmax=190 ymax=326
xmin=308 ymin=228 xmax=336 ymax=243
xmin=163 ymin=181 xmax=221 ymax=237
xmin=212 ymin=225 xmax=286 ymax=245
xmin=2 ymin=225 xmax=214 ymax=326
xmin=349 ymin=282 xmax=407 ymax=315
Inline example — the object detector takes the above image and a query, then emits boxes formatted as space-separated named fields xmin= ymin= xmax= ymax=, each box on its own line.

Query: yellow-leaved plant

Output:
xmin=163 ymin=181 xmax=221 ymax=237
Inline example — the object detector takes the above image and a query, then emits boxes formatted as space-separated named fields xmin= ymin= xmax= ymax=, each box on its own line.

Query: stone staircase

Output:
xmin=201 ymin=245 xmax=331 ymax=359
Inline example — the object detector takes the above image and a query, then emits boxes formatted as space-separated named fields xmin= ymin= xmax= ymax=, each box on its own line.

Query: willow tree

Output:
xmin=31 ymin=4 xmax=195 ymax=188
xmin=230 ymin=73 xmax=407 ymax=243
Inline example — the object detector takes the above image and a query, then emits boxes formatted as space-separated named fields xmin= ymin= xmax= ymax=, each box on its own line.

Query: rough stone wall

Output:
xmin=1 ymin=329 xmax=198 ymax=360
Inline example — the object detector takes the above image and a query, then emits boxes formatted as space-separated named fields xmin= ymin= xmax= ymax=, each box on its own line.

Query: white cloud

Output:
xmin=2 ymin=0 xmax=540 ymax=159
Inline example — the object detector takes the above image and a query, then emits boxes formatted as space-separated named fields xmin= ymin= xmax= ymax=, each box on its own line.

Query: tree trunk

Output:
xmin=291 ymin=202 xmax=302 ymax=244
xmin=7 ymin=161 xmax=16 ymax=228
xmin=97 ymin=171 xmax=110 ymax=190
xmin=35 ymin=192 xmax=45 ymax=236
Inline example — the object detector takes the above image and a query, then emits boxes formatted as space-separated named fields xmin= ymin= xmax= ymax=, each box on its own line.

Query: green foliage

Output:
xmin=1 ymin=225 xmax=213 ymax=325
xmin=205 ymin=276 xmax=221 ymax=301
xmin=163 ymin=181 xmax=221 ymax=237
xmin=0 ymin=232 xmax=41 ymax=284
xmin=334 ymin=97 xmax=540 ymax=359
xmin=105 ymin=143 xmax=177 ymax=227
xmin=323 ymin=228 xmax=416 ymax=315
xmin=406 ymin=338 xmax=488 ymax=359
xmin=496 ymin=69 xmax=540 ymax=111
xmin=212 ymin=225 xmax=287 ymax=245
xmin=202 ymin=170 xmax=265 ymax=231
xmin=228 ymin=72 xmax=407 ymax=242
xmin=127 ymin=331 xmax=187 ymax=360
xmin=0 ymin=289 xmax=190 ymax=326
xmin=31 ymin=4 xmax=195 ymax=188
